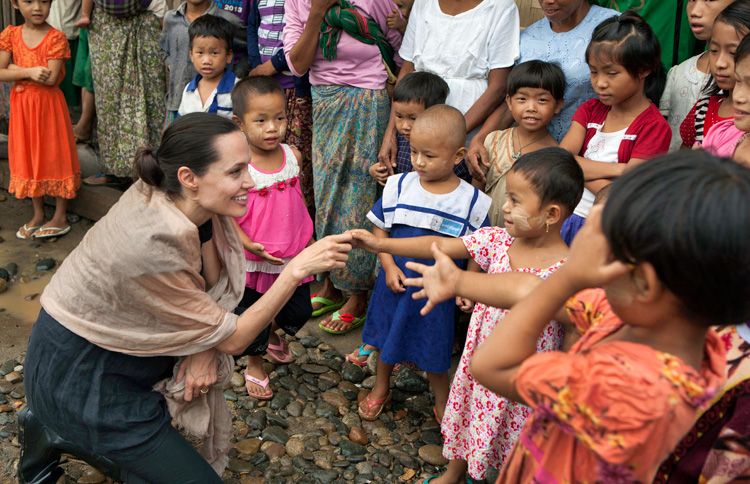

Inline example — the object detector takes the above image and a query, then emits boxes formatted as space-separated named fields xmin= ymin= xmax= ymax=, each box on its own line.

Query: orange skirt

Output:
xmin=8 ymin=82 xmax=80 ymax=199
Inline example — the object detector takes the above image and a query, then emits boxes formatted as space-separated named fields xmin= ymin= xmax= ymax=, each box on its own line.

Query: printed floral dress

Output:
xmin=441 ymin=227 xmax=565 ymax=479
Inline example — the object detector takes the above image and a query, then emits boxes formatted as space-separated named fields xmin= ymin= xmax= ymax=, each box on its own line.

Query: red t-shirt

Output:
xmin=679 ymin=95 xmax=731 ymax=148
xmin=572 ymin=99 xmax=671 ymax=162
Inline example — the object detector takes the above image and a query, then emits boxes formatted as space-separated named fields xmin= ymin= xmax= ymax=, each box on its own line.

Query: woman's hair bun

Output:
xmin=134 ymin=146 xmax=164 ymax=188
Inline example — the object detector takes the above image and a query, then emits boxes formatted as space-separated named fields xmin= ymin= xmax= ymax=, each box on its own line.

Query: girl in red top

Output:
xmin=680 ymin=1 xmax=750 ymax=149
xmin=560 ymin=11 xmax=670 ymax=245
xmin=0 ymin=0 xmax=80 ymax=239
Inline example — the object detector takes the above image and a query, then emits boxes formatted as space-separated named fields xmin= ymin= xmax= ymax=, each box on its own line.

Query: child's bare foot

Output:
xmin=244 ymin=356 xmax=273 ymax=400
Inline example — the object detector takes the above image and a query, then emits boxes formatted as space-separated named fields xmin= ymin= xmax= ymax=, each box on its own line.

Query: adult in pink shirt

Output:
xmin=283 ymin=0 xmax=402 ymax=332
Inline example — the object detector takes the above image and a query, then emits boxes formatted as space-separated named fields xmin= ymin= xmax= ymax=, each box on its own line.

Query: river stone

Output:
xmin=420 ymin=429 xmax=442 ymax=445
xmin=288 ymin=341 xmax=305 ymax=358
xmin=338 ymin=381 xmax=359 ymax=400
xmin=286 ymin=401 xmax=302 ymax=417
xmin=340 ymin=363 xmax=365 ymax=384
xmin=321 ymin=390 xmax=348 ymax=409
xmin=394 ymin=368 xmax=429 ymax=393
xmin=262 ymin=426 xmax=289 ymax=444
xmin=266 ymin=413 xmax=289 ymax=429
xmin=418 ymin=444 xmax=448 ymax=466
xmin=315 ymin=402 xmax=336 ymax=418
xmin=313 ymin=450 xmax=332 ymax=470
xmin=348 ymin=426 xmax=368 ymax=446
xmin=246 ymin=410 xmax=267 ymax=431
xmin=77 ymin=468 xmax=105 ymax=484
xmin=0 ymin=268 xmax=9 ymax=282
xmin=298 ymin=335 xmax=320 ymax=348
xmin=270 ymin=389 xmax=293 ymax=410
xmin=285 ymin=437 xmax=305 ymax=458
xmin=235 ymin=438 xmax=262 ymax=455
xmin=361 ymin=375 xmax=376 ymax=389
xmin=227 ymin=458 xmax=254 ymax=473
xmin=310 ymin=470 xmax=338 ymax=483
xmin=338 ymin=439 xmax=366 ymax=457
xmin=301 ymin=363 xmax=328 ymax=374
xmin=278 ymin=375 xmax=298 ymax=391
xmin=35 ymin=258 xmax=56 ymax=272
xmin=5 ymin=263 xmax=18 ymax=277
xmin=341 ymin=413 xmax=361 ymax=429
xmin=4 ymin=372 xmax=21 ymax=384
xmin=261 ymin=441 xmax=286 ymax=460
xmin=231 ymin=372 xmax=245 ymax=388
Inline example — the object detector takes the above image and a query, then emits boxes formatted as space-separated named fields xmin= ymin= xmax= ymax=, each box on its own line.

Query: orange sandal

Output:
xmin=358 ymin=391 xmax=391 ymax=421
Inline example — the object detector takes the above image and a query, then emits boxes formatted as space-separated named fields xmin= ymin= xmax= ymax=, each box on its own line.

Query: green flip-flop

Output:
xmin=318 ymin=311 xmax=366 ymax=335
xmin=310 ymin=293 xmax=345 ymax=317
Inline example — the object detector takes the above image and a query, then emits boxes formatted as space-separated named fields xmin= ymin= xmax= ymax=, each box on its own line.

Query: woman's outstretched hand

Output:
xmin=403 ymin=243 xmax=461 ymax=315
xmin=287 ymin=233 xmax=352 ymax=281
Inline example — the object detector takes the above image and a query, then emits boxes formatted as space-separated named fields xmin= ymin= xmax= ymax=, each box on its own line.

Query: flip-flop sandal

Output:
xmin=266 ymin=337 xmax=294 ymax=364
xmin=310 ymin=293 xmax=345 ymax=317
xmin=244 ymin=372 xmax=273 ymax=400
xmin=319 ymin=311 xmax=366 ymax=335
xmin=358 ymin=391 xmax=391 ymax=421
xmin=16 ymin=224 xmax=41 ymax=240
xmin=32 ymin=225 xmax=71 ymax=239
xmin=346 ymin=344 xmax=375 ymax=367
xmin=421 ymin=477 xmax=438 ymax=484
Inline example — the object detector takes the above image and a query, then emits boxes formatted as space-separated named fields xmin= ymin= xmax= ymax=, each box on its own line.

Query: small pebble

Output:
xmin=35 ymin=258 xmax=56 ymax=272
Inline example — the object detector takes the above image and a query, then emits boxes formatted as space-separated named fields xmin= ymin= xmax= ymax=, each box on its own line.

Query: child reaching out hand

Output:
xmin=230 ymin=77 xmax=314 ymax=400
xmin=406 ymin=150 xmax=750 ymax=482
xmin=356 ymin=105 xmax=492 ymax=422
xmin=352 ymin=147 xmax=584 ymax=482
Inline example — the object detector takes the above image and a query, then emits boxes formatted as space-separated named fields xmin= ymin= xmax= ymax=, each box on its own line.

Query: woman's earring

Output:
xmin=545 ymin=222 xmax=549 ymax=233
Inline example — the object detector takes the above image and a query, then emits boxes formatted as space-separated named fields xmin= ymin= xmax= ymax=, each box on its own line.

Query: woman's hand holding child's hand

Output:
xmin=288 ymin=233 xmax=352 ymax=280
xmin=348 ymin=229 xmax=382 ymax=253
xmin=27 ymin=66 xmax=51 ymax=84
xmin=404 ymin=243 xmax=461 ymax=315
xmin=177 ymin=349 xmax=219 ymax=402
xmin=558 ymin=206 xmax=630 ymax=290
xmin=245 ymin=241 xmax=284 ymax=265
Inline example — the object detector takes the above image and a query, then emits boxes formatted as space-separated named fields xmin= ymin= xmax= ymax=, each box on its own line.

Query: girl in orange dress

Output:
xmin=0 ymin=0 xmax=80 ymax=239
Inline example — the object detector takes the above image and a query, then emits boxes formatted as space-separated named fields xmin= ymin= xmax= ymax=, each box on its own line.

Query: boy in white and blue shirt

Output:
xmin=178 ymin=15 xmax=239 ymax=119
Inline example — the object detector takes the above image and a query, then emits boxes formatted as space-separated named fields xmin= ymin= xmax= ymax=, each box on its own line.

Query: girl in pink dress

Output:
xmin=231 ymin=76 xmax=314 ymax=400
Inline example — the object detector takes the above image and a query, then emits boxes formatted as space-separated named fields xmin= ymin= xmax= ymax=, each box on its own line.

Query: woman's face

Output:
xmin=193 ymin=131 xmax=254 ymax=218
xmin=538 ymin=0 xmax=588 ymax=26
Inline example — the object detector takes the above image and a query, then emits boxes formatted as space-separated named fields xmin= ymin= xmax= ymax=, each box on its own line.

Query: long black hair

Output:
xmin=586 ymin=11 xmax=666 ymax=104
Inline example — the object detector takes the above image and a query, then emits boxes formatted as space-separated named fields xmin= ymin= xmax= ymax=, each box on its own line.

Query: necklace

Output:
xmin=511 ymin=128 xmax=548 ymax=161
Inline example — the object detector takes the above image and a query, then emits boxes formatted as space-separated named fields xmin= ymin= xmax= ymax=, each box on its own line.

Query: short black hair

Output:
xmin=231 ymin=76 xmax=285 ymax=117
xmin=510 ymin=147 xmax=584 ymax=215
xmin=188 ymin=14 xmax=234 ymax=51
xmin=602 ymin=151 xmax=750 ymax=326
xmin=393 ymin=72 xmax=450 ymax=108
xmin=736 ymin=29 xmax=750 ymax=66
xmin=507 ymin=60 xmax=566 ymax=101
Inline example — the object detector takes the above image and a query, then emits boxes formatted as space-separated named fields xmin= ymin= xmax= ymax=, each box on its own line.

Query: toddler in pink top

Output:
xmin=231 ymin=76 xmax=314 ymax=400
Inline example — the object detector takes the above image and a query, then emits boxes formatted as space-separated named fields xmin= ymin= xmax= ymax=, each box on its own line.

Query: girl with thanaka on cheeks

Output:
xmin=351 ymin=147 xmax=584 ymax=483
xmin=559 ymin=11 xmax=670 ymax=244
xmin=680 ymin=0 xmax=750 ymax=148
xmin=229 ymin=77 xmax=315 ymax=400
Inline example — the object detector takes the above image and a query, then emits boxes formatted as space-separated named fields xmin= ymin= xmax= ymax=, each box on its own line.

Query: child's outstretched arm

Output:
xmin=470 ymin=206 xmax=629 ymax=401
xmin=373 ymin=226 xmax=406 ymax=293
xmin=402 ymin=243 xmax=544 ymax=316
xmin=350 ymin=228 xmax=470 ymax=260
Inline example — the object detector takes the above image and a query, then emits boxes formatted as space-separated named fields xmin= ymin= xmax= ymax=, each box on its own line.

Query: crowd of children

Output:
xmin=2 ymin=0 xmax=750 ymax=481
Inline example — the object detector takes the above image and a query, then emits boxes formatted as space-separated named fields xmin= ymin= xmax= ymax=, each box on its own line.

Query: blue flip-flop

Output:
xmin=346 ymin=344 xmax=374 ymax=367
